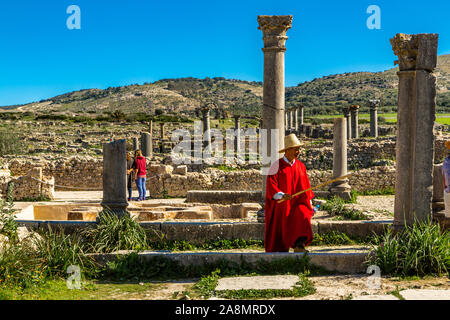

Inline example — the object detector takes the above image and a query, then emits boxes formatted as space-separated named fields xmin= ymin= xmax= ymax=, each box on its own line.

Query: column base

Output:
xmin=100 ymin=201 xmax=129 ymax=218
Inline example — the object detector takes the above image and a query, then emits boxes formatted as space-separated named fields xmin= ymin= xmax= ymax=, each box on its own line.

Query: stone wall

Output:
xmin=0 ymin=167 xmax=55 ymax=201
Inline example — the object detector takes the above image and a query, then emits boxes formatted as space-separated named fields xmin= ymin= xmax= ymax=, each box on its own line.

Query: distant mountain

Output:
xmin=2 ymin=55 xmax=450 ymax=117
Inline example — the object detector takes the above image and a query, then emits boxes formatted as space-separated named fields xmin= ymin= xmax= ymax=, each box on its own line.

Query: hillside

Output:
xmin=2 ymin=55 xmax=450 ymax=117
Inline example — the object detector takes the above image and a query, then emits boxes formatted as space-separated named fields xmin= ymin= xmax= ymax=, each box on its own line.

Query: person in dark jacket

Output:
xmin=132 ymin=149 xmax=147 ymax=201
xmin=126 ymin=152 xmax=134 ymax=201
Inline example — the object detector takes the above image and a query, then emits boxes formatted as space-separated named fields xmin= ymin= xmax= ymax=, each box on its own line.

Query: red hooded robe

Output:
xmin=265 ymin=157 xmax=315 ymax=252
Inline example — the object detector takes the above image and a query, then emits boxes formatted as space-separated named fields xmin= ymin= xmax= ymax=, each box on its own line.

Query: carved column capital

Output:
xmin=390 ymin=33 xmax=438 ymax=72
xmin=257 ymin=15 xmax=292 ymax=51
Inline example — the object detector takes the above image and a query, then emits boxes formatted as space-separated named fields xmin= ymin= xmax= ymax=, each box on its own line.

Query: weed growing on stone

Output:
xmin=311 ymin=231 xmax=375 ymax=246
xmin=366 ymin=219 xmax=449 ymax=277
xmin=148 ymin=239 xmax=264 ymax=251
xmin=356 ymin=187 xmax=395 ymax=196
xmin=100 ymin=253 xmax=331 ymax=282
xmin=322 ymin=196 xmax=369 ymax=220
xmin=193 ymin=270 xmax=316 ymax=299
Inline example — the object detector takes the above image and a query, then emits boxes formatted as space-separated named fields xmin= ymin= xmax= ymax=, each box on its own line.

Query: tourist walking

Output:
xmin=264 ymin=133 xmax=315 ymax=253
xmin=133 ymin=149 xmax=147 ymax=201
xmin=442 ymin=141 xmax=450 ymax=217
xmin=126 ymin=151 xmax=134 ymax=201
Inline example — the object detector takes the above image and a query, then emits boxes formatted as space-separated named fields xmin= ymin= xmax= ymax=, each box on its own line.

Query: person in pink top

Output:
xmin=132 ymin=149 xmax=147 ymax=201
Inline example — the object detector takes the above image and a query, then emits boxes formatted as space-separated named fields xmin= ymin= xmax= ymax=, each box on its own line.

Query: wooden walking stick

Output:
xmin=277 ymin=172 xmax=355 ymax=204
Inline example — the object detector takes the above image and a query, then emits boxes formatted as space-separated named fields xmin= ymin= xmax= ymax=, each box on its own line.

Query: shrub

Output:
xmin=81 ymin=209 xmax=147 ymax=253
xmin=366 ymin=219 xmax=449 ymax=277
xmin=0 ymin=130 xmax=26 ymax=156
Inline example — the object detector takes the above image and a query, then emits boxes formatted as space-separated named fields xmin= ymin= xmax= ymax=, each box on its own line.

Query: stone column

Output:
xmin=160 ymin=123 xmax=165 ymax=140
xmin=149 ymin=119 xmax=153 ymax=135
xmin=234 ymin=115 xmax=241 ymax=154
xmin=432 ymin=164 xmax=444 ymax=214
xmin=285 ymin=112 xmax=288 ymax=131
xmin=258 ymin=15 xmax=292 ymax=217
xmin=329 ymin=118 xmax=351 ymax=200
xmin=201 ymin=105 xmax=212 ymax=153
xmin=288 ymin=109 xmax=293 ymax=130
xmin=391 ymin=33 xmax=438 ymax=229
xmin=369 ymin=99 xmax=380 ymax=137
xmin=293 ymin=107 xmax=298 ymax=131
xmin=132 ymin=137 xmax=139 ymax=150
xmin=342 ymin=107 xmax=352 ymax=140
xmin=140 ymin=132 xmax=152 ymax=157
xmin=350 ymin=105 xmax=359 ymax=139
xmin=101 ymin=139 xmax=128 ymax=216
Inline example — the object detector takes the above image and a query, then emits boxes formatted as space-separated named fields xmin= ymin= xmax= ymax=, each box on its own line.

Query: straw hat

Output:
xmin=445 ymin=140 xmax=450 ymax=149
xmin=279 ymin=134 xmax=301 ymax=153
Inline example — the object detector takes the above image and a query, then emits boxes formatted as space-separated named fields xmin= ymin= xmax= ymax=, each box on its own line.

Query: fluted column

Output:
xmin=391 ymin=33 xmax=438 ymax=230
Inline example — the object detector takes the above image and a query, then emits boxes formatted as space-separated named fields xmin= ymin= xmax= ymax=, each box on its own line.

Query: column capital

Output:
xmin=368 ymin=99 xmax=380 ymax=110
xmin=390 ymin=33 xmax=438 ymax=72
xmin=342 ymin=106 xmax=350 ymax=117
xmin=257 ymin=15 xmax=292 ymax=51
xmin=349 ymin=105 xmax=360 ymax=112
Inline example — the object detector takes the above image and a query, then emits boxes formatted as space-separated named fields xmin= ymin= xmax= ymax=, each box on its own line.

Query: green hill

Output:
xmin=2 ymin=54 xmax=450 ymax=117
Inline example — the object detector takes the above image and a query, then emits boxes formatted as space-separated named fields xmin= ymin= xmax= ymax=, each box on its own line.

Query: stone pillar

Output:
xmin=201 ymin=105 xmax=212 ymax=153
xmin=234 ymin=115 xmax=241 ymax=154
xmin=293 ymin=107 xmax=298 ymax=131
xmin=149 ymin=119 xmax=153 ymax=135
xmin=285 ymin=112 xmax=288 ymax=131
xmin=132 ymin=137 xmax=139 ymax=150
xmin=297 ymin=104 xmax=304 ymax=134
xmin=140 ymin=132 xmax=152 ymax=157
xmin=160 ymin=123 xmax=165 ymax=140
xmin=369 ymin=99 xmax=380 ymax=137
xmin=391 ymin=33 xmax=438 ymax=229
xmin=258 ymin=15 xmax=292 ymax=217
xmin=350 ymin=105 xmax=359 ymax=139
xmin=432 ymin=164 xmax=444 ymax=213
xmin=329 ymin=118 xmax=351 ymax=200
xmin=342 ymin=107 xmax=352 ymax=140
xmin=101 ymin=139 xmax=128 ymax=216
xmin=287 ymin=110 xmax=292 ymax=130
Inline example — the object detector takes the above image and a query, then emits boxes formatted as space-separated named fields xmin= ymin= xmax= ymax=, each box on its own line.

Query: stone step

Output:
xmin=89 ymin=250 xmax=369 ymax=274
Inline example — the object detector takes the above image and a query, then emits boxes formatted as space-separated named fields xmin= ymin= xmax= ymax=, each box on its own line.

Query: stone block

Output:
xmin=174 ymin=165 xmax=187 ymax=175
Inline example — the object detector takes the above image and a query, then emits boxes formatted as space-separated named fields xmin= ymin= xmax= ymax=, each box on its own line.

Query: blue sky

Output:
xmin=0 ymin=0 xmax=449 ymax=106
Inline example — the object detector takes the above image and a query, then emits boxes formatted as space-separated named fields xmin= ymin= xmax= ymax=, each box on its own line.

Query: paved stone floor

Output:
xmin=211 ymin=275 xmax=450 ymax=300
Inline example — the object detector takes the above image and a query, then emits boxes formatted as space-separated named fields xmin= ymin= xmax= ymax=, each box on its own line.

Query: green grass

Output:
xmin=0 ymin=279 xmax=163 ymax=300
xmin=366 ymin=219 xmax=449 ymax=277
xmin=307 ymin=113 xmax=450 ymax=125
xmin=193 ymin=270 xmax=316 ymax=299
xmin=311 ymin=231 xmax=374 ymax=246
xmin=322 ymin=196 xmax=370 ymax=220
xmin=356 ymin=187 xmax=395 ymax=196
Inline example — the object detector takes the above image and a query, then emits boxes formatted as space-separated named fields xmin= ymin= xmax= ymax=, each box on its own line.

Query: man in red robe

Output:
xmin=265 ymin=133 xmax=315 ymax=252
